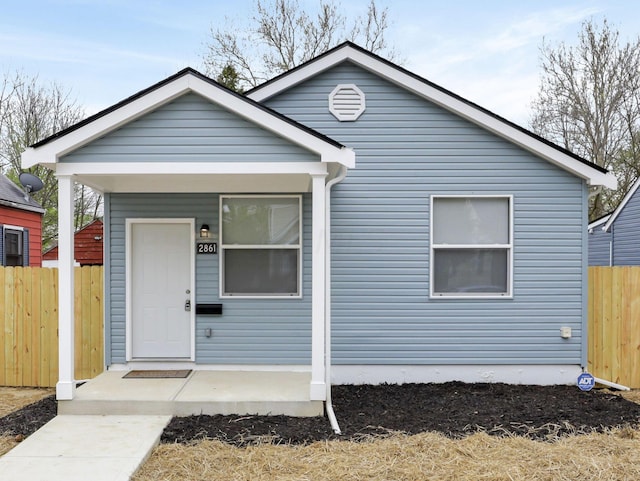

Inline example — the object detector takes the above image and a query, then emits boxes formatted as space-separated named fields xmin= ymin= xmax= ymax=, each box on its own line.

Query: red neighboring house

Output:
xmin=0 ymin=173 xmax=44 ymax=267
xmin=43 ymin=219 xmax=103 ymax=266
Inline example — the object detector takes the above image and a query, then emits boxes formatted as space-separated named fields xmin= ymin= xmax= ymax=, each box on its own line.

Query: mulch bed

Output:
xmin=0 ymin=395 xmax=57 ymax=438
xmin=161 ymin=383 xmax=640 ymax=446
xmin=2 ymin=382 xmax=640 ymax=446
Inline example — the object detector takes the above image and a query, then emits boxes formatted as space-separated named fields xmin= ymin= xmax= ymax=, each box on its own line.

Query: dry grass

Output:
xmin=1 ymin=387 xmax=640 ymax=478
xmin=0 ymin=387 xmax=53 ymax=418
xmin=620 ymin=389 xmax=640 ymax=404
xmin=0 ymin=387 xmax=53 ymax=457
xmin=133 ymin=389 xmax=640 ymax=481
xmin=133 ymin=429 xmax=640 ymax=481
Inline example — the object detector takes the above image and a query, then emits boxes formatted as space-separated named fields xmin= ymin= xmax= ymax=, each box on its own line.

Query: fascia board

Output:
xmin=54 ymin=161 xmax=330 ymax=176
xmin=22 ymin=73 xmax=353 ymax=170
xmin=603 ymin=176 xmax=640 ymax=231
xmin=22 ymin=77 xmax=192 ymax=169
xmin=247 ymin=48 xmax=352 ymax=102
xmin=588 ymin=214 xmax=611 ymax=231
xmin=249 ymin=46 xmax=614 ymax=188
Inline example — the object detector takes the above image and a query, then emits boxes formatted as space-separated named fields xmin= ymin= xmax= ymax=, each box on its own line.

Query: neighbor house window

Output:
xmin=221 ymin=195 xmax=302 ymax=297
xmin=4 ymin=228 xmax=24 ymax=267
xmin=431 ymin=196 xmax=512 ymax=297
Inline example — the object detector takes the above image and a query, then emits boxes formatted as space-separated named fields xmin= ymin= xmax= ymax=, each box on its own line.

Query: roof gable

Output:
xmin=22 ymin=68 xmax=354 ymax=170
xmin=603 ymin=176 xmax=640 ymax=232
xmin=247 ymin=42 xmax=616 ymax=189
xmin=62 ymin=92 xmax=321 ymax=164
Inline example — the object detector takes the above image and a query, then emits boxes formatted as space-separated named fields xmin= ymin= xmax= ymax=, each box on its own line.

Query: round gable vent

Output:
xmin=329 ymin=84 xmax=366 ymax=121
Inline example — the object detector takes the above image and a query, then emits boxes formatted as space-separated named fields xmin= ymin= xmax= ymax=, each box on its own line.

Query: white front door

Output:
xmin=129 ymin=220 xmax=193 ymax=359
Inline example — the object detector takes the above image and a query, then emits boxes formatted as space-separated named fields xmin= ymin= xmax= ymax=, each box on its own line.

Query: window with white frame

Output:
xmin=221 ymin=195 xmax=301 ymax=297
xmin=431 ymin=196 xmax=512 ymax=297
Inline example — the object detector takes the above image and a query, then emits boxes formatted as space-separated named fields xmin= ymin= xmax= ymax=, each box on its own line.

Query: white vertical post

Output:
xmin=56 ymin=174 xmax=76 ymax=400
xmin=310 ymin=173 xmax=327 ymax=400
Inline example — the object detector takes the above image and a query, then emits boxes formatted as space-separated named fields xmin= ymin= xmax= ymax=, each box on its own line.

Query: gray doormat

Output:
xmin=123 ymin=369 xmax=192 ymax=379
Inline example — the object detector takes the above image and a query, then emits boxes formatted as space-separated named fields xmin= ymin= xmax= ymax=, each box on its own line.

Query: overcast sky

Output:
xmin=1 ymin=0 xmax=639 ymax=126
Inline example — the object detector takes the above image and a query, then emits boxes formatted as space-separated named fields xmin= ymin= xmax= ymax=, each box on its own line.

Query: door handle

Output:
xmin=185 ymin=299 xmax=191 ymax=311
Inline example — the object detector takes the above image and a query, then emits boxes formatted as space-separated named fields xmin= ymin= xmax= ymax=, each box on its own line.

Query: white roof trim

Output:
xmin=55 ymin=161 xmax=329 ymax=176
xmin=588 ymin=214 xmax=611 ymax=231
xmin=248 ymin=44 xmax=616 ymax=189
xmin=602 ymin=176 xmax=640 ymax=232
xmin=22 ymin=72 xmax=354 ymax=170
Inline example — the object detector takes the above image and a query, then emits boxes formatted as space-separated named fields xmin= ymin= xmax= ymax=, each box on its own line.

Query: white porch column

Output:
xmin=310 ymin=173 xmax=327 ymax=400
xmin=56 ymin=174 xmax=76 ymax=400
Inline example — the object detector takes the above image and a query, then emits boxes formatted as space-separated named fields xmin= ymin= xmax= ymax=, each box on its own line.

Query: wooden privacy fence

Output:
xmin=1 ymin=265 xmax=639 ymax=388
xmin=0 ymin=266 xmax=103 ymax=387
xmin=588 ymin=266 xmax=640 ymax=388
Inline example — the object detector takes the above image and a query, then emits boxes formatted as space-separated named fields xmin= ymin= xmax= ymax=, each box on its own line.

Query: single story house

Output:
xmin=43 ymin=219 xmax=104 ymax=267
xmin=588 ymin=176 xmax=640 ymax=266
xmin=0 ymin=173 xmax=44 ymax=267
xmin=21 ymin=43 xmax=616 ymax=405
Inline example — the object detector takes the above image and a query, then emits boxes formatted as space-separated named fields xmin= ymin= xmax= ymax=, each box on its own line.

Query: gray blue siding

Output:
xmin=62 ymin=93 xmax=318 ymax=164
xmin=107 ymin=193 xmax=312 ymax=364
xmin=265 ymin=61 xmax=587 ymax=366
xmin=588 ymin=227 xmax=611 ymax=266
xmin=611 ymin=190 xmax=640 ymax=265
xmin=589 ymin=187 xmax=640 ymax=266
xmin=69 ymin=91 xmax=320 ymax=365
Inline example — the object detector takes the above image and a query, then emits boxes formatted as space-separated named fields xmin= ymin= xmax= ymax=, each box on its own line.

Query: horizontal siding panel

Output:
xmin=106 ymin=192 xmax=312 ymax=365
xmin=63 ymin=93 xmax=318 ymax=164
xmin=611 ymin=190 xmax=640 ymax=265
xmin=588 ymin=229 xmax=611 ymax=265
xmin=267 ymin=61 xmax=586 ymax=366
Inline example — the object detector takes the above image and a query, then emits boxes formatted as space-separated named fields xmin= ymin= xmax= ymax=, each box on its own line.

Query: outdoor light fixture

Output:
xmin=200 ymin=224 xmax=210 ymax=238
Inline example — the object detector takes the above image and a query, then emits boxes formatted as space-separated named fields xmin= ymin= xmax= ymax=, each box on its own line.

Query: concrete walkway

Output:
xmin=0 ymin=414 xmax=171 ymax=481
xmin=59 ymin=370 xmax=323 ymax=417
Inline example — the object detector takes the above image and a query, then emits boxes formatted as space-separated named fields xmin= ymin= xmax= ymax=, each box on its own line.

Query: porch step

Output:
xmin=58 ymin=370 xmax=324 ymax=417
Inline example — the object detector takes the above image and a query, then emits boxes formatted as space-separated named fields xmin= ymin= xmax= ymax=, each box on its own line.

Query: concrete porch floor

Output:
xmin=58 ymin=370 xmax=324 ymax=417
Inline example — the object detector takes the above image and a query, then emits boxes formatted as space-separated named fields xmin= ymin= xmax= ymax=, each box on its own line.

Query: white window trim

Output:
xmin=219 ymin=194 xmax=303 ymax=299
xmin=2 ymin=224 xmax=24 ymax=231
xmin=430 ymin=194 xmax=513 ymax=299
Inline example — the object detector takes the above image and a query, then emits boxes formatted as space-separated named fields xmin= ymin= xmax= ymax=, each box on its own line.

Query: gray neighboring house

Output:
xmin=22 ymin=42 xmax=617 ymax=404
xmin=588 ymin=176 xmax=640 ymax=266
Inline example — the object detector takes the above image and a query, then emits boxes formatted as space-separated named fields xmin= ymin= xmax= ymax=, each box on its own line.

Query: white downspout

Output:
xmin=324 ymin=165 xmax=348 ymax=434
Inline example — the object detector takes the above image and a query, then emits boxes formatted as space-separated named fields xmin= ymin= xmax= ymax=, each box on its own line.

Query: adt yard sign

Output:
xmin=577 ymin=373 xmax=595 ymax=391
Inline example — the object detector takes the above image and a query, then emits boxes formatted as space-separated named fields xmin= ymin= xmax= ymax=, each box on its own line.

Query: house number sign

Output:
xmin=197 ymin=242 xmax=217 ymax=254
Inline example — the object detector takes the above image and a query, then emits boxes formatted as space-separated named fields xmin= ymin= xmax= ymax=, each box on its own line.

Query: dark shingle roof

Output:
xmin=0 ymin=174 xmax=45 ymax=214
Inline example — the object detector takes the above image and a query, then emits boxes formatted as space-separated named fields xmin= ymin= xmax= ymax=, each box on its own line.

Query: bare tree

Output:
xmin=0 ymin=72 xmax=20 ymax=142
xmin=0 ymin=73 xmax=100 ymax=248
xmin=75 ymin=184 xmax=103 ymax=231
xmin=529 ymin=19 xmax=640 ymax=220
xmin=203 ymin=0 xmax=396 ymax=91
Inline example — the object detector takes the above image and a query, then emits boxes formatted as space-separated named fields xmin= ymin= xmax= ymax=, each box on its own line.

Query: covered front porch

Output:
xmin=59 ymin=370 xmax=323 ymax=417
xmin=20 ymin=68 xmax=355 ymax=411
